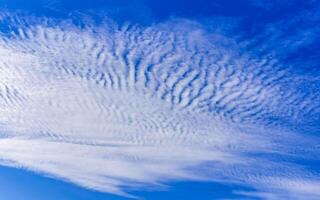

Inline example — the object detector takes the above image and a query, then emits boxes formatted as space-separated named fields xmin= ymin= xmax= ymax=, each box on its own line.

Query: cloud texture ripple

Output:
xmin=0 ymin=12 xmax=319 ymax=199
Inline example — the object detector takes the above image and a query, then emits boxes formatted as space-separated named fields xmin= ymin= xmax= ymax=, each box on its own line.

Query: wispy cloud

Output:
xmin=0 ymin=12 xmax=319 ymax=199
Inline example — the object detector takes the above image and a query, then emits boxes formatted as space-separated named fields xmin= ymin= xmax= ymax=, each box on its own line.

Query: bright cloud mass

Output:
xmin=0 ymin=5 xmax=319 ymax=200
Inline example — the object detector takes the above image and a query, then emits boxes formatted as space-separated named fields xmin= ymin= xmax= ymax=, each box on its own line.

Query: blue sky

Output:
xmin=1 ymin=166 xmax=257 ymax=200
xmin=0 ymin=0 xmax=319 ymax=200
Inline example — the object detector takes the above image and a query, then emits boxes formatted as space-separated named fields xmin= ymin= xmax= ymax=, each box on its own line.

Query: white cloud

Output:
xmin=0 ymin=12 xmax=319 ymax=198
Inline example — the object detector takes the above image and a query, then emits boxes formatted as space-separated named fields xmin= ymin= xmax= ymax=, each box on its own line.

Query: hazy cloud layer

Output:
xmin=0 ymin=12 xmax=319 ymax=199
